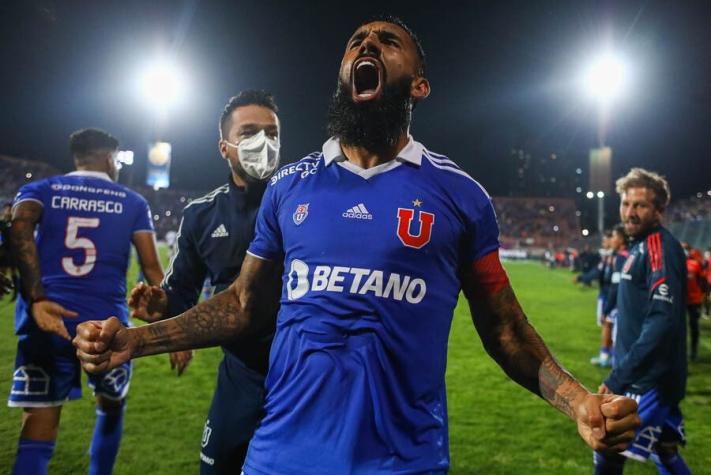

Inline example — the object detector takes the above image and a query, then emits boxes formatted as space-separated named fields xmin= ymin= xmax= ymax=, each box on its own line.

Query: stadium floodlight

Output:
xmin=116 ymin=150 xmax=134 ymax=166
xmin=596 ymin=191 xmax=605 ymax=198
xmin=580 ymin=52 xmax=628 ymax=104
xmin=137 ymin=58 xmax=188 ymax=113
xmin=586 ymin=191 xmax=595 ymax=199
xmin=582 ymin=229 xmax=590 ymax=236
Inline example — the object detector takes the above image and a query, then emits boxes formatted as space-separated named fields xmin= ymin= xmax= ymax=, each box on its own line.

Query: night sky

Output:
xmin=1 ymin=0 xmax=709 ymax=199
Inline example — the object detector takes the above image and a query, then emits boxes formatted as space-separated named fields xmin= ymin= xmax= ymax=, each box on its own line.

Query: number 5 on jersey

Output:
xmin=62 ymin=216 xmax=100 ymax=276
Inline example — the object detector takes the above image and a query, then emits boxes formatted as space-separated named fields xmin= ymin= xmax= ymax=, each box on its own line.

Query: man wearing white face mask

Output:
xmin=127 ymin=91 xmax=282 ymax=474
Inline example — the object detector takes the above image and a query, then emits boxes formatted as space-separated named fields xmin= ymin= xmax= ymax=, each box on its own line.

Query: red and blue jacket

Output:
xmin=605 ymin=226 xmax=687 ymax=404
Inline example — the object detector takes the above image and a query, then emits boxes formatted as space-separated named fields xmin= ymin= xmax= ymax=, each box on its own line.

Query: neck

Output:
xmin=75 ymin=164 xmax=109 ymax=176
xmin=634 ymin=222 xmax=662 ymax=240
xmin=340 ymin=133 xmax=409 ymax=170
xmin=231 ymin=170 xmax=247 ymax=188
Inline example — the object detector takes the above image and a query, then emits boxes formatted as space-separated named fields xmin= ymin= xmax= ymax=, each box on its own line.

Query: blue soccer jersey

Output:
xmin=12 ymin=170 xmax=154 ymax=333
xmin=244 ymin=137 xmax=500 ymax=474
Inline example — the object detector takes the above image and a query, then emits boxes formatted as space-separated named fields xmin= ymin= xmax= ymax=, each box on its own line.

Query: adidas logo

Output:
xmin=342 ymin=203 xmax=373 ymax=220
xmin=211 ymin=224 xmax=229 ymax=238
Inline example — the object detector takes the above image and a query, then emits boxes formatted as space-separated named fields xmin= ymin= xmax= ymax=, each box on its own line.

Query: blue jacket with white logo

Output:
xmin=605 ymin=226 xmax=687 ymax=404
xmin=162 ymin=178 xmax=276 ymax=374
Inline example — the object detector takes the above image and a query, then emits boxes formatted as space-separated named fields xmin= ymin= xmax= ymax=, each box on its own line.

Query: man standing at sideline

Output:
xmin=75 ymin=16 xmax=639 ymax=474
xmin=591 ymin=225 xmax=628 ymax=368
xmin=128 ymin=90 xmax=281 ymax=473
xmin=8 ymin=128 xmax=163 ymax=475
xmin=596 ymin=168 xmax=690 ymax=474
xmin=684 ymin=246 xmax=705 ymax=361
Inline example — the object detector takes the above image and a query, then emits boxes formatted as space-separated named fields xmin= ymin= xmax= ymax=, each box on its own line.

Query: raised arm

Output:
xmin=74 ymin=254 xmax=277 ymax=371
xmin=462 ymin=250 xmax=639 ymax=452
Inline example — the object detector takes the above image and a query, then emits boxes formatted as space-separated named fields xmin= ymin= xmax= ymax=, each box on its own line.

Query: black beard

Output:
xmin=327 ymin=76 xmax=412 ymax=152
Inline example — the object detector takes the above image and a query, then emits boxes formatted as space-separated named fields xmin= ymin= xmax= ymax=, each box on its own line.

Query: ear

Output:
xmin=218 ymin=140 xmax=229 ymax=160
xmin=105 ymin=152 xmax=115 ymax=171
xmin=411 ymin=77 xmax=430 ymax=101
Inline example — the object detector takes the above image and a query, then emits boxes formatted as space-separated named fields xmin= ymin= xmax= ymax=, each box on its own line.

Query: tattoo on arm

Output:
xmin=130 ymin=255 xmax=275 ymax=357
xmin=465 ymin=284 xmax=586 ymax=419
xmin=131 ymin=288 xmax=249 ymax=357
xmin=9 ymin=202 xmax=44 ymax=301
xmin=537 ymin=357 xmax=584 ymax=419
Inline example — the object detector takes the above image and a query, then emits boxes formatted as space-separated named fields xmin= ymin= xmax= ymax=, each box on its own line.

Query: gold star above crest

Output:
xmin=412 ymin=199 xmax=423 ymax=207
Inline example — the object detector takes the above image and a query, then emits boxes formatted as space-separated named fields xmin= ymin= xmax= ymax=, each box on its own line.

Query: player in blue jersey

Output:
xmin=75 ymin=16 xmax=640 ymax=473
xmin=8 ymin=128 xmax=163 ymax=475
xmin=595 ymin=169 xmax=691 ymax=475
xmin=128 ymin=91 xmax=281 ymax=474
xmin=591 ymin=225 xmax=628 ymax=368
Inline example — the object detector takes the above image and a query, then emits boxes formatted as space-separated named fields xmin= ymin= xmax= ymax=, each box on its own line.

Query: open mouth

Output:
xmin=352 ymin=57 xmax=382 ymax=102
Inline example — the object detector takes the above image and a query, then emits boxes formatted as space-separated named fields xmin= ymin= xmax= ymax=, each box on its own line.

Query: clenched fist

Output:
xmin=574 ymin=393 xmax=640 ymax=453
xmin=73 ymin=317 xmax=135 ymax=373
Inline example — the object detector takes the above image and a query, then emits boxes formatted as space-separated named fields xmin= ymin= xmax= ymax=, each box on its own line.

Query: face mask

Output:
xmin=225 ymin=130 xmax=280 ymax=180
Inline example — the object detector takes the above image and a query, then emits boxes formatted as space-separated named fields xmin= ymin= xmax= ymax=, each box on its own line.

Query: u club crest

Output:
xmin=293 ymin=203 xmax=309 ymax=225
xmin=396 ymin=208 xmax=435 ymax=249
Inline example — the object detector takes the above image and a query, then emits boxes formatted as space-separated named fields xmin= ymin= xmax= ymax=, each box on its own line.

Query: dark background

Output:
xmin=1 ymin=0 xmax=709 ymax=199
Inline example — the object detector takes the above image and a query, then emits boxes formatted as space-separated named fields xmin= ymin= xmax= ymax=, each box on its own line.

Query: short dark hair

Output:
xmin=219 ymin=90 xmax=279 ymax=140
xmin=359 ymin=14 xmax=426 ymax=76
xmin=69 ymin=128 xmax=119 ymax=162
xmin=612 ymin=223 xmax=626 ymax=239
xmin=615 ymin=167 xmax=671 ymax=212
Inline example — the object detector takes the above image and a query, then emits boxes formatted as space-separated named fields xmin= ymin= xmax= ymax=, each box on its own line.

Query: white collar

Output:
xmin=66 ymin=170 xmax=113 ymax=182
xmin=322 ymin=136 xmax=423 ymax=167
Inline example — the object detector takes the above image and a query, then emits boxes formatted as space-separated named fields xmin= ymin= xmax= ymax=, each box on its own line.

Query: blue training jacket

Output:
xmin=605 ymin=226 xmax=687 ymax=404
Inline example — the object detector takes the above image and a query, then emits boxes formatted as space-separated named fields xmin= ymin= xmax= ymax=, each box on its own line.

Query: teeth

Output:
xmin=357 ymin=60 xmax=376 ymax=69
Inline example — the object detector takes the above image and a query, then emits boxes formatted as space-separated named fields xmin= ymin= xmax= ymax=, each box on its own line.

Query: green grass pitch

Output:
xmin=0 ymin=259 xmax=709 ymax=474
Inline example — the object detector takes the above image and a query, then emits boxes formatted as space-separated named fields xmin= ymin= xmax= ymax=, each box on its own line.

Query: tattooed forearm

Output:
xmin=466 ymin=285 xmax=587 ymax=418
xmin=9 ymin=202 xmax=44 ymax=300
xmin=126 ymin=254 xmax=275 ymax=358
xmin=538 ymin=357 xmax=583 ymax=418
xmin=131 ymin=287 xmax=251 ymax=357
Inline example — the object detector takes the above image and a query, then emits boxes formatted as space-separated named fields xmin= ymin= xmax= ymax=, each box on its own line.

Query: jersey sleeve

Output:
xmin=132 ymin=196 xmax=155 ymax=233
xmin=13 ymin=180 xmax=47 ymax=209
xmin=464 ymin=190 xmax=500 ymax=263
xmin=604 ymin=235 xmax=685 ymax=393
xmin=161 ymin=214 xmax=208 ymax=317
xmin=247 ymin=183 xmax=283 ymax=261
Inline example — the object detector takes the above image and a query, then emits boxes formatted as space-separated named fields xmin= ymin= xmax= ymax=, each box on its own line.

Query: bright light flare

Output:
xmin=137 ymin=59 xmax=188 ymax=111
xmin=580 ymin=53 xmax=628 ymax=103
xmin=116 ymin=150 xmax=134 ymax=166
